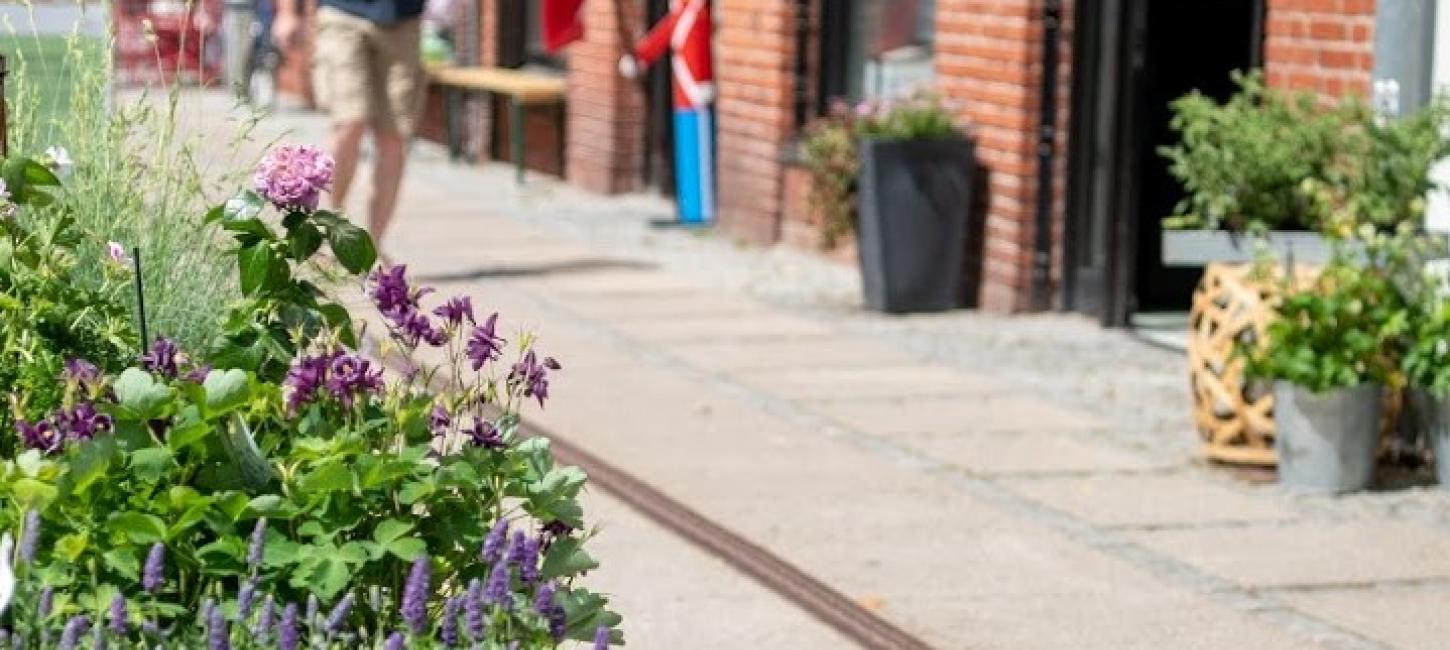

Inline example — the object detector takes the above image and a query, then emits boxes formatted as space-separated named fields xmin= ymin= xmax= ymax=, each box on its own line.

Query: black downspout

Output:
xmin=1031 ymin=0 xmax=1063 ymax=310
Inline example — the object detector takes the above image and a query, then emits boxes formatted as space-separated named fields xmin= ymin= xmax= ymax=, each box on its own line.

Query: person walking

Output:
xmin=271 ymin=0 xmax=423 ymax=261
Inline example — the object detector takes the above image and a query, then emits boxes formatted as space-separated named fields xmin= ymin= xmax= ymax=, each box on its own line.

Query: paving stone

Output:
xmin=1280 ymin=585 xmax=1450 ymax=650
xmin=530 ymin=269 xmax=704 ymax=296
xmin=1130 ymin=522 xmax=1450 ymax=588
xmin=1002 ymin=473 xmax=1299 ymax=528
xmin=609 ymin=313 xmax=833 ymax=343
xmin=663 ymin=337 xmax=918 ymax=372
xmin=892 ymin=430 xmax=1166 ymax=475
xmin=555 ymin=292 xmax=769 ymax=320
xmin=732 ymin=365 xmax=1002 ymax=401
xmin=814 ymin=394 xmax=1107 ymax=435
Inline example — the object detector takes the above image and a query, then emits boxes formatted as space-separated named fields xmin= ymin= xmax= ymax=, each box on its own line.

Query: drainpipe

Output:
xmin=1031 ymin=0 xmax=1062 ymax=311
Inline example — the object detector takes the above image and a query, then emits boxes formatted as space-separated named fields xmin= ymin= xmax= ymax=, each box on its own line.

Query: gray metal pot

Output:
xmin=1407 ymin=388 xmax=1450 ymax=485
xmin=1273 ymin=382 xmax=1383 ymax=493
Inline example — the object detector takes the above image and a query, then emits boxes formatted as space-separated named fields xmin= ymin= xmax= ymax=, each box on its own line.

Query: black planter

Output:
xmin=856 ymin=136 xmax=976 ymax=313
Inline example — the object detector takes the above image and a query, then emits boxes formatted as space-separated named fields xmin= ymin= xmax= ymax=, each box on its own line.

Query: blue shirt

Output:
xmin=319 ymin=0 xmax=423 ymax=25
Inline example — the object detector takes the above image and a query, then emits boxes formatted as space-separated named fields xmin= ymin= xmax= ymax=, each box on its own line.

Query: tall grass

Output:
xmin=4 ymin=4 xmax=271 ymax=353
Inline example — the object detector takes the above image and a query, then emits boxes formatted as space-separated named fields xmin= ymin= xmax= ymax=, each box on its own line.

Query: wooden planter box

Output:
xmin=1162 ymin=230 xmax=1331 ymax=267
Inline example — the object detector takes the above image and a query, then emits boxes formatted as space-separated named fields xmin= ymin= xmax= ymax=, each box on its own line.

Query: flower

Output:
xmin=252 ymin=596 xmax=276 ymax=640
xmin=248 ymin=518 xmax=267 ymax=569
xmin=433 ymin=296 xmax=475 ymax=328
xmin=323 ymin=591 xmax=354 ymax=635
xmin=62 ymin=358 xmax=101 ymax=390
xmin=184 ymin=364 xmax=214 ymax=384
xmin=38 ymin=586 xmax=54 ymax=617
xmin=395 ymin=308 xmax=447 ymax=348
xmin=466 ymin=314 xmax=505 ymax=371
xmin=108 ymin=594 xmax=128 ymax=634
xmin=106 ymin=242 xmax=131 ymax=267
xmin=142 ymin=543 xmax=166 ymax=593
xmin=466 ymin=417 xmax=503 ymax=449
xmin=509 ymin=350 xmax=561 ymax=407
xmin=238 ymin=577 xmax=258 ymax=619
xmin=16 ymin=419 xmax=61 ymax=454
xmin=207 ymin=603 xmax=230 ymax=650
xmin=283 ymin=352 xmax=332 ymax=414
xmin=252 ymin=144 xmax=334 ymax=211
xmin=58 ymin=615 xmax=88 ymax=650
xmin=384 ymin=632 xmax=405 ymax=650
xmin=52 ymin=401 xmax=112 ymax=441
xmin=278 ymin=602 xmax=299 ymax=650
xmin=593 ymin=625 xmax=611 ymax=649
xmin=464 ymin=579 xmax=485 ymax=640
xmin=440 ymin=596 xmax=461 ymax=647
xmin=401 ymin=555 xmax=430 ymax=634
xmin=481 ymin=520 xmax=508 ymax=564
xmin=517 ymin=536 xmax=540 ymax=583
xmin=534 ymin=582 xmax=566 ymax=640
xmin=18 ymin=510 xmax=40 ymax=564
xmin=429 ymin=404 xmax=452 ymax=435
xmin=483 ymin=560 xmax=511 ymax=608
xmin=324 ymin=353 xmax=384 ymax=406
xmin=139 ymin=338 xmax=182 ymax=378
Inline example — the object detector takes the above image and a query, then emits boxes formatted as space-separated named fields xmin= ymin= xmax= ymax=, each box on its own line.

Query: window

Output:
xmin=499 ymin=0 xmax=564 ymax=70
xmin=841 ymin=0 xmax=935 ymax=101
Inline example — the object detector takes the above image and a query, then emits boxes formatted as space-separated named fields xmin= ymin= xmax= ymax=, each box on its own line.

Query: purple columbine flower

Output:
xmin=62 ymin=358 xmax=101 ymax=390
xmin=184 ymin=364 xmax=213 ymax=384
xmin=484 ymin=560 xmax=511 ymax=609
xmin=252 ymin=596 xmax=276 ymax=640
xmin=142 ymin=543 xmax=166 ymax=593
xmin=324 ymin=353 xmax=383 ymax=407
xmin=19 ymin=509 xmax=41 ymax=563
xmin=238 ymin=578 xmax=258 ymax=619
xmin=278 ymin=602 xmax=299 ymax=650
xmin=433 ymin=296 xmax=475 ymax=328
xmin=384 ymin=632 xmax=405 ymax=650
xmin=367 ymin=266 xmax=431 ymax=314
xmin=207 ymin=603 xmax=230 ymax=650
xmin=139 ymin=338 xmax=182 ymax=379
xmin=429 ymin=404 xmax=451 ymax=435
xmin=394 ymin=308 xmax=447 ymax=348
xmin=401 ymin=555 xmax=430 ymax=635
xmin=465 ymin=314 xmax=505 ymax=371
xmin=440 ymin=597 xmax=461 ymax=647
xmin=57 ymin=616 xmax=88 ymax=650
xmin=17 ymin=419 xmax=61 ymax=454
xmin=253 ymin=144 xmax=335 ymax=212
xmin=52 ymin=401 xmax=113 ymax=442
xmin=593 ymin=625 xmax=611 ymax=649
xmin=509 ymin=350 xmax=561 ymax=408
xmin=481 ymin=520 xmax=508 ymax=564
xmin=108 ymin=595 xmax=128 ymax=634
xmin=464 ymin=579 xmax=485 ymax=641
xmin=283 ymin=351 xmax=332 ymax=414
xmin=247 ymin=518 xmax=267 ymax=569
xmin=466 ymin=417 xmax=503 ymax=450
xmin=324 ymin=592 xmax=354 ymax=635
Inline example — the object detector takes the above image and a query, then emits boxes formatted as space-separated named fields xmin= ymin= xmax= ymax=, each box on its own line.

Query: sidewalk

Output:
xmin=184 ymin=90 xmax=1450 ymax=649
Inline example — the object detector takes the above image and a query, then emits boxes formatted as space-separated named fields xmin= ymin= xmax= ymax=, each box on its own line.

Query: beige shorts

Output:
xmin=312 ymin=6 xmax=425 ymax=136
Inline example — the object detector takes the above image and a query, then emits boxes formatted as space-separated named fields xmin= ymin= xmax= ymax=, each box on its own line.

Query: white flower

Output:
xmin=0 ymin=533 xmax=14 ymax=617
xmin=107 ymin=242 xmax=132 ymax=267
xmin=44 ymin=146 xmax=73 ymax=178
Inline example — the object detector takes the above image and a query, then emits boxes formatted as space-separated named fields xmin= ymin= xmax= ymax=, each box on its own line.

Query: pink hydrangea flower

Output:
xmin=252 ymin=144 xmax=335 ymax=211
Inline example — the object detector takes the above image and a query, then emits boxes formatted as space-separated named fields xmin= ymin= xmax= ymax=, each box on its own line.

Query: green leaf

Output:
xmin=103 ymin=549 xmax=141 ymax=580
xmin=203 ymin=369 xmax=251 ymax=417
xmin=107 ymin=512 xmax=168 ymax=544
xmin=305 ymin=557 xmax=351 ymax=599
xmin=397 ymin=480 xmax=435 ymax=504
xmin=223 ymin=190 xmax=265 ymax=222
xmin=129 ymin=447 xmax=174 ymax=484
xmin=56 ymin=533 xmax=89 ymax=562
xmin=287 ymin=221 xmax=324 ymax=260
xmin=65 ymin=436 xmax=116 ymax=494
xmin=324 ymin=219 xmax=377 ymax=274
xmin=541 ymin=537 xmax=599 ymax=580
xmin=299 ymin=462 xmax=353 ymax=493
xmin=386 ymin=537 xmax=427 ymax=561
xmin=113 ymin=368 xmax=175 ymax=419
xmin=372 ymin=519 xmax=414 ymax=545
xmin=238 ymin=244 xmax=287 ymax=296
xmin=11 ymin=478 xmax=58 ymax=509
xmin=166 ymin=421 xmax=212 ymax=451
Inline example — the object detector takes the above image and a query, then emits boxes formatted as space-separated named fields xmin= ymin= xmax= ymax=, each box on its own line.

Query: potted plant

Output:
xmin=1247 ymin=257 xmax=1408 ymax=492
xmin=801 ymin=93 xmax=975 ymax=313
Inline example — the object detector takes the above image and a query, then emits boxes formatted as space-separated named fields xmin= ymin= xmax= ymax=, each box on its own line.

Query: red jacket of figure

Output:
xmin=630 ymin=0 xmax=713 ymax=109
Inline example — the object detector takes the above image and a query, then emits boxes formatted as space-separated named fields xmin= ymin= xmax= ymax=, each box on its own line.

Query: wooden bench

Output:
xmin=427 ymin=65 xmax=566 ymax=184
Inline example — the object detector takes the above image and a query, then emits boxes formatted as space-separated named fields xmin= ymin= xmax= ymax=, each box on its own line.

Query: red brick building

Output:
xmin=291 ymin=0 xmax=1435 ymax=324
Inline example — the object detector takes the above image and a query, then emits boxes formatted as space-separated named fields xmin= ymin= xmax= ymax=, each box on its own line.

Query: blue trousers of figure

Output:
xmin=673 ymin=107 xmax=715 ymax=224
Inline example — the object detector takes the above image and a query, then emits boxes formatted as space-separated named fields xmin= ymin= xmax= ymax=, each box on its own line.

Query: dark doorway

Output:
xmin=1065 ymin=0 xmax=1263 ymax=324
xmin=641 ymin=0 xmax=676 ymax=195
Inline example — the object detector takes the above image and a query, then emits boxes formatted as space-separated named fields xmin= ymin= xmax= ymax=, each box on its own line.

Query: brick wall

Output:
xmin=564 ymin=0 xmax=646 ymax=194
xmin=1264 ymin=0 xmax=1376 ymax=98
xmin=714 ymin=0 xmax=799 ymax=243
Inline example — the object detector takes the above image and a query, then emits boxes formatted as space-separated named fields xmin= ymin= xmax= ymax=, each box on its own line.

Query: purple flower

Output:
xmin=366 ymin=266 xmax=431 ymax=315
xmin=384 ymin=632 xmax=405 ymax=650
xmin=139 ymin=338 xmax=182 ymax=379
xmin=433 ymin=296 xmax=474 ymax=328
xmin=39 ymin=586 xmax=54 ymax=617
xmin=593 ymin=625 xmax=611 ymax=649
xmin=429 ymin=404 xmax=451 ymax=435
xmin=283 ymin=352 xmax=331 ymax=414
xmin=484 ymin=560 xmax=511 ymax=609
xmin=105 ymin=242 xmax=131 ymax=267
xmin=325 ymin=353 xmax=384 ymax=406
xmin=517 ymin=536 xmax=540 ymax=583
xmin=62 ymin=358 xmax=101 ymax=390
xmin=535 ymin=582 xmax=566 ymax=640
xmin=505 ymin=532 xmax=534 ymax=576
xmin=52 ymin=401 xmax=113 ymax=442
xmin=465 ymin=314 xmax=505 ymax=371
xmin=509 ymin=350 xmax=561 ymax=408
xmin=481 ymin=520 xmax=508 ymax=564
xmin=238 ymin=578 xmax=258 ymax=619
xmin=401 ymin=555 xmax=431 ymax=635
xmin=440 ymin=597 xmax=461 ymax=647
xmin=142 ymin=543 xmax=166 ymax=593
xmin=253 ymin=144 xmax=335 ymax=211
xmin=394 ymin=308 xmax=447 ymax=348
xmin=248 ymin=518 xmax=267 ymax=568
xmin=306 ymin=595 xmax=319 ymax=628
xmin=466 ymin=417 xmax=503 ymax=450
xmin=252 ymin=596 xmax=276 ymax=640
xmin=184 ymin=364 xmax=214 ymax=384
xmin=17 ymin=419 xmax=61 ymax=454
xmin=464 ymin=579 xmax=485 ymax=641
xmin=324 ymin=591 xmax=354 ymax=635
xmin=19 ymin=509 xmax=41 ymax=563
xmin=108 ymin=595 xmax=128 ymax=634
xmin=207 ymin=603 xmax=230 ymax=650
xmin=57 ymin=616 xmax=88 ymax=650
xmin=278 ymin=603 xmax=299 ymax=650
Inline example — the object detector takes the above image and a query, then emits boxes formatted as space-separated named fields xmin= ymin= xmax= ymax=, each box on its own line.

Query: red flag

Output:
xmin=542 ymin=0 xmax=586 ymax=52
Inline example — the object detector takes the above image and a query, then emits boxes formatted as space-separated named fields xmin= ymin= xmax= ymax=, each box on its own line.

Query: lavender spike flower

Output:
xmin=518 ymin=536 xmax=540 ymax=583
xmin=481 ymin=519 xmax=508 ymax=564
xmin=401 ymin=555 xmax=430 ymax=634
xmin=484 ymin=560 xmax=511 ymax=609
xmin=201 ymin=599 xmax=217 ymax=627
xmin=384 ymin=631 xmax=405 ymax=650
xmin=247 ymin=518 xmax=267 ymax=569
xmin=534 ymin=581 xmax=567 ymax=640
xmin=237 ymin=578 xmax=258 ymax=619
xmin=278 ymin=602 xmax=299 ymax=650
xmin=108 ymin=595 xmax=128 ymax=634
xmin=306 ymin=594 xmax=320 ymax=628
xmin=142 ymin=543 xmax=165 ymax=593
xmin=57 ymin=616 xmax=88 ymax=650
xmin=464 ymin=579 xmax=485 ymax=641
xmin=324 ymin=592 xmax=355 ymax=635
xmin=206 ymin=603 xmax=230 ymax=650
xmin=18 ymin=509 xmax=40 ymax=563
xmin=252 ymin=596 xmax=275 ymax=640
xmin=440 ymin=597 xmax=461 ymax=647
xmin=38 ymin=586 xmax=54 ymax=617
xmin=593 ymin=625 xmax=611 ymax=649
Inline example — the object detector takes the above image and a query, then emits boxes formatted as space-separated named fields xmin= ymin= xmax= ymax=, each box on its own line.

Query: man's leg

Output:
xmin=329 ymin=120 xmax=367 ymax=210
xmin=368 ymin=127 xmax=406 ymax=245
